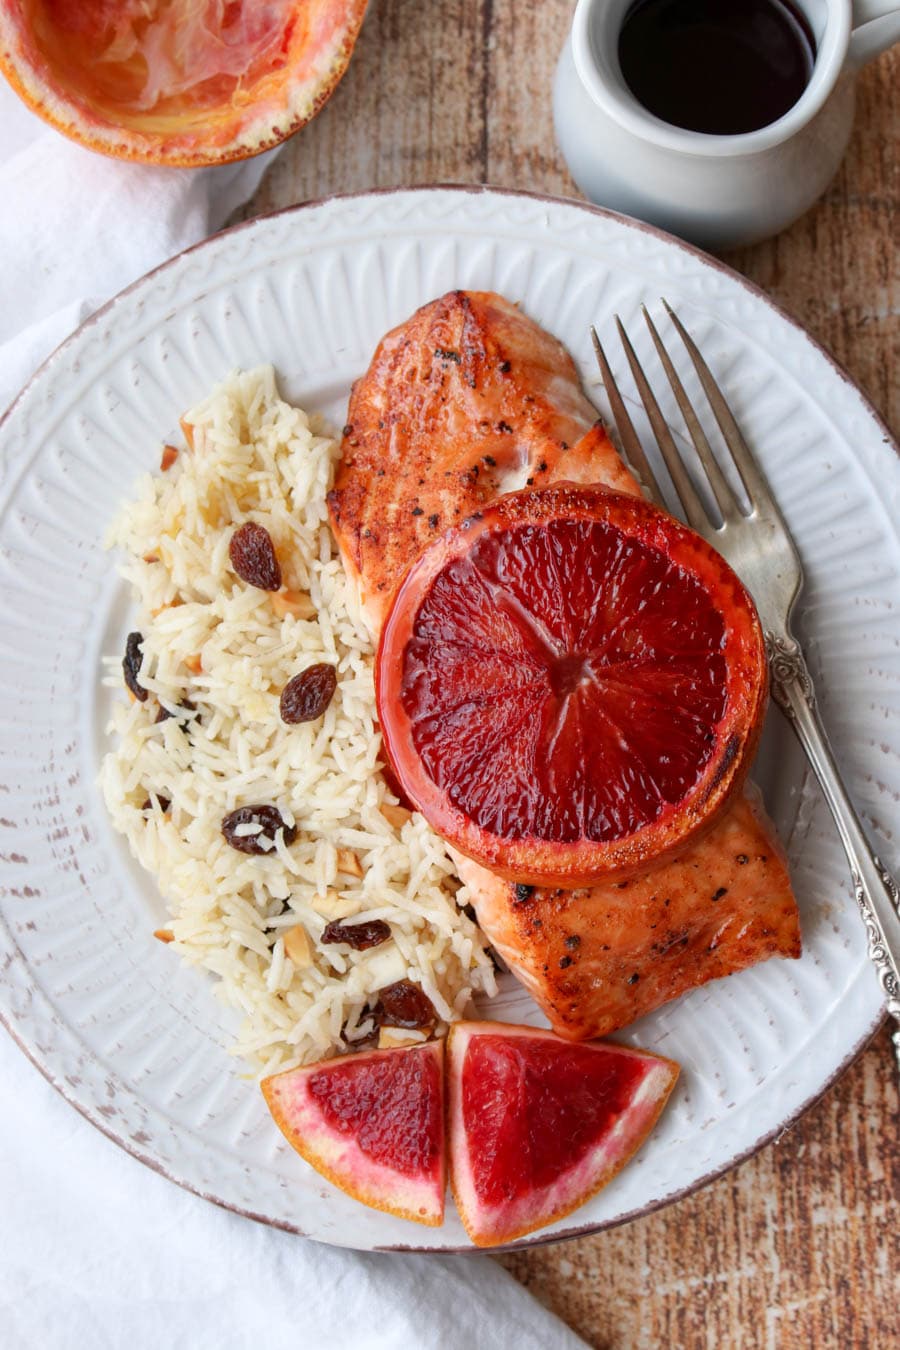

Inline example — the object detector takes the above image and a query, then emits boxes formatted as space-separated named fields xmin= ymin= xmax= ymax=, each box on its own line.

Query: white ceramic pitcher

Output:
xmin=554 ymin=0 xmax=900 ymax=249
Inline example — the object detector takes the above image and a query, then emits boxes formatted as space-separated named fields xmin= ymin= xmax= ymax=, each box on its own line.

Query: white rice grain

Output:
xmin=100 ymin=367 xmax=497 ymax=1073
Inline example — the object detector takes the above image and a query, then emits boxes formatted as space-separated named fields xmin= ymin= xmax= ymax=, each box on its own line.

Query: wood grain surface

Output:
xmin=244 ymin=5 xmax=900 ymax=1344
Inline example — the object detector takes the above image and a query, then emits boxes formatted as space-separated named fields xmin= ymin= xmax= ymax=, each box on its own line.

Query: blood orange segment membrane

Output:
xmin=0 ymin=0 xmax=367 ymax=166
xmin=31 ymin=1 xmax=298 ymax=114
xmin=377 ymin=484 xmax=767 ymax=885
xmin=261 ymin=1041 xmax=445 ymax=1227
xmin=448 ymin=1022 xmax=679 ymax=1247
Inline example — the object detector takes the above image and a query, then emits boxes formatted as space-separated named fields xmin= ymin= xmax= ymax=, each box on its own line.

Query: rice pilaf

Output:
xmin=100 ymin=367 xmax=496 ymax=1074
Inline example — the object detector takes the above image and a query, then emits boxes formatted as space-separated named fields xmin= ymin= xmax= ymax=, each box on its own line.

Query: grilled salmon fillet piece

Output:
xmin=330 ymin=289 xmax=801 ymax=1036
xmin=455 ymin=790 xmax=800 ymax=1040
xmin=328 ymin=289 xmax=640 ymax=629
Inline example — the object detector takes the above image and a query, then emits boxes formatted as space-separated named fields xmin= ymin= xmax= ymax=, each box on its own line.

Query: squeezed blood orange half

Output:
xmin=0 ymin=0 xmax=367 ymax=166
xmin=377 ymin=483 xmax=767 ymax=885
xmin=261 ymin=1041 xmax=445 ymax=1226
xmin=447 ymin=1022 xmax=679 ymax=1247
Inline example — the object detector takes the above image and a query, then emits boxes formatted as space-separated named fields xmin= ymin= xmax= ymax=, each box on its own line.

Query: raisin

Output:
xmin=340 ymin=1018 xmax=379 ymax=1050
xmin=564 ymin=934 xmax=581 ymax=950
xmin=229 ymin=522 xmax=282 ymax=591
xmin=321 ymin=919 xmax=391 ymax=950
xmin=280 ymin=664 xmax=337 ymax=724
xmin=264 ymin=897 xmax=294 ymax=933
xmin=221 ymin=805 xmax=296 ymax=854
xmin=141 ymin=795 xmax=170 ymax=812
xmin=155 ymin=697 xmax=196 ymax=730
xmin=123 ymin=632 xmax=148 ymax=701
xmin=375 ymin=979 xmax=437 ymax=1030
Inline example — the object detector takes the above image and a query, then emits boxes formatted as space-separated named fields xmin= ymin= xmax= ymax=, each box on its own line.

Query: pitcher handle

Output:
xmin=848 ymin=0 xmax=900 ymax=66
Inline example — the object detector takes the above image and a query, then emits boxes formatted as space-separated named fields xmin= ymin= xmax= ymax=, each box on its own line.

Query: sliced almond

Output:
xmin=381 ymin=802 xmax=412 ymax=829
xmin=270 ymin=589 xmax=316 ymax=621
xmin=153 ymin=928 xmax=174 ymax=944
xmin=160 ymin=444 xmax=179 ymax=472
xmin=362 ymin=944 xmax=409 ymax=988
xmin=151 ymin=598 xmax=184 ymax=617
xmin=336 ymin=848 xmax=364 ymax=879
xmin=310 ymin=888 xmax=340 ymax=916
xmin=283 ymin=924 xmax=312 ymax=968
xmin=162 ymin=506 xmax=185 ymax=537
xmin=179 ymin=416 xmax=195 ymax=450
xmin=378 ymin=1027 xmax=428 ymax=1050
xmin=185 ymin=653 xmax=203 ymax=674
xmin=311 ymin=889 xmax=361 ymax=920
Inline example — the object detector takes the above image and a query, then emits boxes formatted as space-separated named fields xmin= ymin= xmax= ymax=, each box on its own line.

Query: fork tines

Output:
xmin=593 ymin=303 xmax=785 ymax=537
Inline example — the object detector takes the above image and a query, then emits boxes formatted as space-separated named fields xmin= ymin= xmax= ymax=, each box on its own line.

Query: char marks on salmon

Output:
xmin=454 ymin=791 xmax=800 ymax=1040
xmin=328 ymin=289 xmax=639 ymax=629
xmin=330 ymin=289 xmax=802 ymax=1038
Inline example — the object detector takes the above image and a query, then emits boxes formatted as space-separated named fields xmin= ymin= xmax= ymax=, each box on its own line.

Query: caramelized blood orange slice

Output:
xmin=447 ymin=1021 xmax=679 ymax=1247
xmin=261 ymin=1041 xmax=445 ymax=1227
xmin=376 ymin=483 xmax=767 ymax=885
xmin=0 ymin=1 xmax=367 ymax=167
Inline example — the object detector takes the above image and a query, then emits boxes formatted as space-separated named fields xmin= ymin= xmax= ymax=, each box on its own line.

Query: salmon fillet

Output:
xmin=330 ymin=289 xmax=801 ymax=1037
xmin=454 ymin=791 xmax=800 ymax=1039
xmin=328 ymin=289 xmax=640 ymax=629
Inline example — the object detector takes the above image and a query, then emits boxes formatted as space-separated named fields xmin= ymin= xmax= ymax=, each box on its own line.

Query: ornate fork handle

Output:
xmin=766 ymin=632 xmax=900 ymax=1068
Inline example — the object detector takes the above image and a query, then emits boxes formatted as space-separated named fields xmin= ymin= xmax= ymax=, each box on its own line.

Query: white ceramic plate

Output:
xmin=0 ymin=187 xmax=897 ymax=1252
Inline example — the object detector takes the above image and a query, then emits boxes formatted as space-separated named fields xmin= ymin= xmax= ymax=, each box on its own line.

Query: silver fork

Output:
xmin=592 ymin=303 xmax=900 ymax=1070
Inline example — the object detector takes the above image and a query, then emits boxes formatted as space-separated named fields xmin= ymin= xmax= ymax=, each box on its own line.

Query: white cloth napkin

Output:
xmin=0 ymin=86 xmax=587 ymax=1350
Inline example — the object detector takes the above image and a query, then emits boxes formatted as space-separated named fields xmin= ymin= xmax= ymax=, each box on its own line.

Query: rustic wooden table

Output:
xmin=244 ymin=4 xmax=900 ymax=1344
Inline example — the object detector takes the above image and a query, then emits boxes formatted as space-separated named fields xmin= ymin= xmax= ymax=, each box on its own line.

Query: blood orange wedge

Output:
xmin=447 ymin=1022 xmax=679 ymax=1247
xmin=0 ymin=1 xmax=367 ymax=167
xmin=261 ymin=1041 xmax=445 ymax=1227
xmin=376 ymin=483 xmax=767 ymax=885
